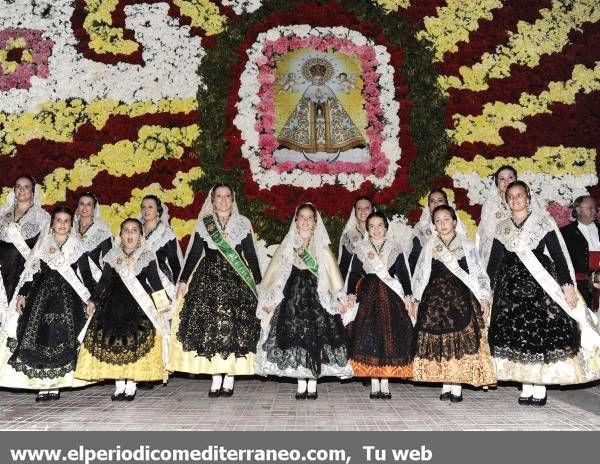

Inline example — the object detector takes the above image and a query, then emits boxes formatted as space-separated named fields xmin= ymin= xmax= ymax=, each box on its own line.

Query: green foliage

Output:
xmin=193 ymin=0 xmax=449 ymax=247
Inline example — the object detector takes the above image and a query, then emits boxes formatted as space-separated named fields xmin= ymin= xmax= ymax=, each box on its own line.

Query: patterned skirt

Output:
xmin=488 ymin=251 xmax=590 ymax=384
xmin=168 ymin=252 xmax=259 ymax=375
xmin=347 ymin=275 xmax=413 ymax=378
xmin=0 ymin=267 xmax=90 ymax=389
xmin=255 ymin=266 xmax=352 ymax=379
xmin=412 ymin=263 xmax=495 ymax=387
xmin=75 ymin=276 xmax=165 ymax=382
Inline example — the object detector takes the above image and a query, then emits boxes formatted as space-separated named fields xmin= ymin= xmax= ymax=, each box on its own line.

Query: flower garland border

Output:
xmin=194 ymin=0 xmax=449 ymax=245
xmin=236 ymin=26 xmax=401 ymax=190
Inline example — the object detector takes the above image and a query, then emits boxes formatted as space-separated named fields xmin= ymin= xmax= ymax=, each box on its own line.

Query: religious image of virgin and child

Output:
xmin=277 ymin=57 xmax=366 ymax=157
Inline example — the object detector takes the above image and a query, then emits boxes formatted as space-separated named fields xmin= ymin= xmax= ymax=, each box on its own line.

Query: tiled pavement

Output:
xmin=0 ymin=376 xmax=598 ymax=431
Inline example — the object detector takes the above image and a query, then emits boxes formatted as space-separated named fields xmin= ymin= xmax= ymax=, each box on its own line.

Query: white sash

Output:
xmin=4 ymin=251 xmax=91 ymax=339
xmin=344 ymin=243 xmax=409 ymax=326
xmin=79 ymin=264 xmax=171 ymax=364
xmin=89 ymin=258 xmax=103 ymax=282
xmin=6 ymin=223 xmax=34 ymax=259
xmin=0 ymin=274 xmax=8 ymax=316
xmin=513 ymin=243 xmax=600 ymax=351
xmin=363 ymin=247 xmax=406 ymax=300
xmin=0 ymin=225 xmax=35 ymax=315
xmin=433 ymin=241 xmax=485 ymax=301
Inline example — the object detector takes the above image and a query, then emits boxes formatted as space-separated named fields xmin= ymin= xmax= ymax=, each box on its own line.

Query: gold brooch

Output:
xmin=435 ymin=244 xmax=443 ymax=253
xmin=116 ymin=257 xmax=123 ymax=266
xmin=495 ymin=211 xmax=502 ymax=219
xmin=207 ymin=223 xmax=216 ymax=233
xmin=504 ymin=227 xmax=511 ymax=235
xmin=367 ymin=251 xmax=375 ymax=260
xmin=48 ymin=246 xmax=56 ymax=254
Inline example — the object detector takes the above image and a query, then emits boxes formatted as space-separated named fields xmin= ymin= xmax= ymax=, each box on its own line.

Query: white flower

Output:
xmin=234 ymin=25 xmax=401 ymax=191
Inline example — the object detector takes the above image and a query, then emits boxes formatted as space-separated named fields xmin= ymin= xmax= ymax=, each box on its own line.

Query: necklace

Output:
xmin=13 ymin=203 xmax=33 ymax=224
xmin=369 ymin=239 xmax=386 ymax=256
xmin=144 ymin=221 xmax=159 ymax=239
xmin=216 ymin=214 xmax=230 ymax=231
xmin=295 ymin=237 xmax=311 ymax=256
xmin=440 ymin=233 xmax=457 ymax=249
xmin=511 ymin=212 xmax=531 ymax=230
xmin=78 ymin=220 xmax=93 ymax=239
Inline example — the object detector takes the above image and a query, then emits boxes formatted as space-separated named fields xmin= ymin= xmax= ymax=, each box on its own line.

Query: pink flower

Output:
xmin=261 ymin=113 xmax=275 ymax=131
xmin=547 ymin=202 xmax=573 ymax=228
xmin=255 ymin=56 xmax=269 ymax=66
xmin=290 ymin=37 xmax=308 ymax=49
xmin=272 ymin=37 xmax=290 ymax=55
xmin=260 ymin=157 xmax=275 ymax=169
xmin=276 ymin=161 xmax=296 ymax=173
xmin=257 ymin=66 xmax=275 ymax=84
xmin=0 ymin=28 xmax=53 ymax=91
xmin=258 ymin=134 xmax=279 ymax=152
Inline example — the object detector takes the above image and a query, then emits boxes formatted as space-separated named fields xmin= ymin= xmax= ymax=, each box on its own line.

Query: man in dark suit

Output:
xmin=560 ymin=195 xmax=600 ymax=308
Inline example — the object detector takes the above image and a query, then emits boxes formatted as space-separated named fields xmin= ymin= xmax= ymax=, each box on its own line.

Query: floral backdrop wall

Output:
xmin=1 ymin=0 xmax=598 ymax=249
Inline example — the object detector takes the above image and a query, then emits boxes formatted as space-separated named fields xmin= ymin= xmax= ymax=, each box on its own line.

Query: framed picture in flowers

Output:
xmin=236 ymin=26 xmax=401 ymax=192
xmin=195 ymin=0 xmax=449 ymax=244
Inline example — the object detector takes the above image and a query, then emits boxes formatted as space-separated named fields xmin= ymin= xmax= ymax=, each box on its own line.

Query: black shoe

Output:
xmin=518 ymin=396 xmax=533 ymax=405
xmin=124 ymin=392 xmax=136 ymax=401
xmin=531 ymin=395 xmax=547 ymax=407
xmin=380 ymin=391 xmax=392 ymax=400
xmin=439 ymin=391 xmax=452 ymax=401
xmin=295 ymin=391 xmax=307 ymax=400
xmin=450 ymin=393 xmax=463 ymax=403
xmin=35 ymin=392 xmax=49 ymax=402
xmin=47 ymin=392 xmax=60 ymax=401
xmin=220 ymin=387 xmax=234 ymax=397
xmin=208 ymin=389 xmax=221 ymax=398
xmin=111 ymin=392 xmax=126 ymax=401
xmin=306 ymin=392 xmax=318 ymax=400
xmin=369 ymin=391 xmax=381 ymax=399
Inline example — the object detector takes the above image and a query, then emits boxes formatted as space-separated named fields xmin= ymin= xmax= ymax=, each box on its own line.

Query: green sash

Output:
xmin=203 ymin=215 xmax=256 ymax=296
xmin=297 ymin=248 xmax=319 ymax=277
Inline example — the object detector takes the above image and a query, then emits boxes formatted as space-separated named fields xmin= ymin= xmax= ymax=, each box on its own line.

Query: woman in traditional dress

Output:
xmin=411 ymin=205 xmax=496 ymax=402
xmin=75 ymin=218 xmax=171 ymax=401
xmin=0 ymin=206 xmax=92 ymax=401
xmin=477 ymin=165 xmax=517 ymax=268
xmin=255 ymin=203 xmax=352 ymax=399
xmin=74 ymin=192 xmax=112 ymax=289
xmin=338 ymin=196 xmax=374 ymax=283
xmin=407 ymin=189 xmax=449 ymax=273
xmin=0 ymin=175 xmax=50 ymax=321
xmin=140 ymin=195 xmax=182 ymax=286
xmin=169 ymin=185 xmax=262 ymax=397
xmin=487 ymin=181 xmax=600 ymax=406
xmin=346 ymin=211 xmax=414 ymax=399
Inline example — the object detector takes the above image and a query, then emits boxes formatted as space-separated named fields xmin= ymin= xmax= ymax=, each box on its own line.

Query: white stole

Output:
xmin=0 ymin=224 xmax=35 ymax=315
xmin=511 ymin=238 xmax=600 ymax=351
xmin=78 ymin=263 xmax=170 ymax=364
xmin=4 ymin=245 xmax=91 ymax=339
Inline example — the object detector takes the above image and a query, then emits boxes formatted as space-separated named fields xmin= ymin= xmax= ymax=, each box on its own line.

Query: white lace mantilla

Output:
xmin=75 ymin=218 xmax=113 ymax=253
xmin=495 ymin=213 xmax=552 ymax=253
xmin=354 ymin=239 xmax=403 ymax=274
xmin=257 ymin=205 xmax=344 ymax=318
xmin=144 ymin=221 xmax=177 ymax=252
xmin=340 ymin=227 xmax=364 ymax=255
xmin=0 ymin=206 xmax=50 ymax=242
xmin=412 ymin=233 xmax=490 ymax=302
xmin=17 ymin=233 xmax=87 ymax=290
xmin=196 ymin=213 xmax=252 ymax=249
xmin=103 ymin=246 xmax=156 ymax=278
